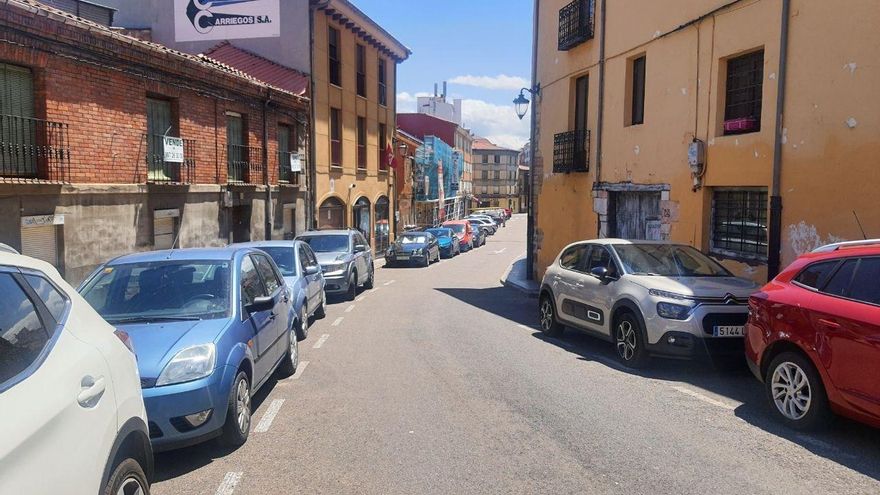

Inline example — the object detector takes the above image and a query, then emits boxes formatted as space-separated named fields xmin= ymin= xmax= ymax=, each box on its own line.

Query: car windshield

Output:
xmin=80 ymin=260 xmax=231 ymax=323
xmin=426 ymin=229 xmax=451 ymax=238
xmin=447 ymin=224 xmax=465 ymax=234
xmin=401 ymin=235 xmax=427 ymax=244
xmin=612 ymin=244 xmax=731 ymax=277
xmin=300 ymin=235 xmax=349 ymax=253
xmin=258 ymin=247 xmax=295 ymax=277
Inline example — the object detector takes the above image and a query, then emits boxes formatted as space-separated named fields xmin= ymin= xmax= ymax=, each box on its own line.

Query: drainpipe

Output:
xmin=308 ymin=3 xmax=328 ymax=231
xmin=525 ymin=0 xmax=539 ymax=281
xmin=594 ymin=0 xmax=607 ymax=235
xmin=263 ymin=89 xmax=272 ymax=240
xmin=768 ymin=0 xmax=790 ymax=279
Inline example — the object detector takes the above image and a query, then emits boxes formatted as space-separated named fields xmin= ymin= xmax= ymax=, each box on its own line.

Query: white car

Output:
xmin=0 ymin=252 xmax=152 ymax=494
xmin=539 ymin=239 xmax=758 ymax=368
xmin=467 ymin=216 xmax=497 ymax=235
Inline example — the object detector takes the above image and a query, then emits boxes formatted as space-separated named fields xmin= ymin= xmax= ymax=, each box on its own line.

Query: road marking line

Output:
xmin=254 ymin=399 xmax=285 ymax=433
xmin=671 ymin=386 xmax=736 ymax=410
xmin=345 ymin=305 xmax=355 ymax=313
xmin=292 ymin=360 xmax=309 ymax=380
xmin=384 ymin=280 xmax=396 ymax=286
xmin=215 ymin=472 xmax=243 ymax=495
xmin=331 ymin=317 xmax=344 ymax=327
xmin=493 ymin=248 xmax=507 ymax=254
xmin=313 ymin=334 xmax=330 ymax=348
xmin=356 ymin=294 xmax=366 ymax=302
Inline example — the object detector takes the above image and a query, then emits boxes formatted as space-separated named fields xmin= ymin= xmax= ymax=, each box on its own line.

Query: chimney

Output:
xmin=442 ymin=81 xmax=447 ymax=100
xmin=434 ymin=83 xmax=438 ymax=97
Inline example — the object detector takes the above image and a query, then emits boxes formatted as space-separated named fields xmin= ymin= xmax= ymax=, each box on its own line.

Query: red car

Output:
xmin=745 ymin=240 xmax=880 ymax=430
xmin=441 ymin=220 xmax=474 ymax=252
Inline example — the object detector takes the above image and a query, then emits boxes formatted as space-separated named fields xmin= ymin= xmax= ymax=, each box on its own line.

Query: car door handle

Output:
xmin=269 ymin=312 xmax=277 ymax=321
xmin=817 ymin=318 xmax=841 ymax=329
xmin=77 ymin=376 xmax=106 ymax=408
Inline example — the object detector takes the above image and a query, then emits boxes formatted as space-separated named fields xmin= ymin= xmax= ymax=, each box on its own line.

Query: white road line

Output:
xmin=345 ymin=305 xmax=355 ymax=313
xmin=254 ymin=399 xmax=285 ymax=433
xmin=313 ymin=333 xmax=330 ymax=348
xmin=493 ymin=248 xmax=507 ymax=255
xmin=356 ymin=294 xmax=366 ymax=302
xmin=292 ymin=360 xmax=309 ymax=380
xmin=215 ymin=472 xmax=243 ymax=495
xmin=384 ymin=280 xmax=396 ymax=286
xmin=517 ymin=324 xmax=538 ymax=332
xmin=331 ymin=317 xmax=344 ymax=327
xmin=671 ymin=386 xmax=737 ymax=410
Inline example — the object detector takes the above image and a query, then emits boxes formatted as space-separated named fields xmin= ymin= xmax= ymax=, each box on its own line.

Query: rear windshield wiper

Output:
xmin=107 ymin=316 xmax=202 ymax=324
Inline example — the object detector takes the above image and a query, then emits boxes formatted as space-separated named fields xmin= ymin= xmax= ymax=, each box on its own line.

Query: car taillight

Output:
xmin=114 ymin=329 xmax=136 ymax=354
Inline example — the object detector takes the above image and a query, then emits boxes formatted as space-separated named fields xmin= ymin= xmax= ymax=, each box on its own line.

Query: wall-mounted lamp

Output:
xmin=513 ymin=84 xmax=540 ymax=120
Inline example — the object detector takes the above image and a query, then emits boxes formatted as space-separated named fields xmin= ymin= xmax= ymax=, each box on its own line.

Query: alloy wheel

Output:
xmin=540 ymin=299 xmax=554 ymax=331
xmin=290 ymin=327 xmax=299 ymax=369
xmin=771 ymin=362 xmax=812 ymax=421
xmin=116 ymin=477 xmax=145 ymax=495
xmin=301 ymin=307 xmax=309 ymax=337
xmin=236 ymin=378 xmax=251 ymax=434
xmin=616 ymin=320 xmax=637 ymax=361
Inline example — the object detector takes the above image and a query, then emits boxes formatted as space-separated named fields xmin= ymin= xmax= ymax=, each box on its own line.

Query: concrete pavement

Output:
xmin=151 ymin=214 xmax=880 ymax=495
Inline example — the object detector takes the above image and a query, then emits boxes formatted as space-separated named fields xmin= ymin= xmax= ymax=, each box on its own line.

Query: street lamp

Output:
xmin=513 ymin=85 xmax=540 ymax=120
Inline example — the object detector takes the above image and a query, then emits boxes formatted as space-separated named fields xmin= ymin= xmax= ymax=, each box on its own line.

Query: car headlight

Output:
xmin=156 ymin=343 xmax=216 ymax=386
xmin=656 ymin=302 xmax=693 ymax=320
xmin=413 ymin=248 xmax=423 ymax=255
xmin=648 ymin=288 xmax=690 ymax=300
xmin=323 ymin=262 xmax=348 ymax=274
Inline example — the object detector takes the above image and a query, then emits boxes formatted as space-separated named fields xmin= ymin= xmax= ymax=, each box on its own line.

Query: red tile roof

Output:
xmin=473 ymin=137 xmax=514 ymax=151
xmin=202 ymin=42 xmax=310 ymax=97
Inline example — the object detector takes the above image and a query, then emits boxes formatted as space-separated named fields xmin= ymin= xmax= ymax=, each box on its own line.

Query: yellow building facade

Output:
xmin=531 ymin=0 xmax=879 ymax=282
xmin=311 ymin=0 xmax=409 ymax=253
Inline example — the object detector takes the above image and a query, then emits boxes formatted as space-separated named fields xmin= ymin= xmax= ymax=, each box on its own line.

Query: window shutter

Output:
xmin=0 ymin=64 xmax=35 ymax=118
xmin=21 ymin=225 xmax=58 ymax=267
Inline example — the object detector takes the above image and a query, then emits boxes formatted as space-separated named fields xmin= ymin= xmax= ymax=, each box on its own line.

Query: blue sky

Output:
xmin=354 ymin=0 xmax=534 ymax=149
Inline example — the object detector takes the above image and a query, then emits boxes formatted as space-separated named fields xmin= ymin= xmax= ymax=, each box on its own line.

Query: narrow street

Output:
xmin=152 ymin=215 xmax=880 ymax=495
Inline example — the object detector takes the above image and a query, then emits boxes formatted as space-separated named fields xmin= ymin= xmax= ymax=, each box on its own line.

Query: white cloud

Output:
xmin=460 ymin=99 xmax=529 ymax=149
xmin=449 ymin=74 xmax=530 ymax=91
xmin=396 ymin=91 xmax=431 ymax=113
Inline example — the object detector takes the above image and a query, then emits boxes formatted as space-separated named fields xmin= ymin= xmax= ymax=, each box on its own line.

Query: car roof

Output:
xmin=0 ymin=251 xmax=62 ymax=275
xmin=105 ymin=247 xmax=240 ymax=265
xmin=298 ymin=230 xmax=353 ymax=237
xmin=792 ymin=244 xmax=880 ymax=264
xmin=442 ymin=220 xmax=467 ymax=225
xmin=232 ymin=240 xmax=298 ymax=249
xmin=583 ymin=238 xmax=680 ymax=246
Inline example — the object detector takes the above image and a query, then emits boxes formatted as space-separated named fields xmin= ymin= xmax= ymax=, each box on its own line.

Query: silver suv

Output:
xmin=297 ymin=229 xmax=374 ymax=301
xmin=539 ymin=239 xmax=758 ymax=368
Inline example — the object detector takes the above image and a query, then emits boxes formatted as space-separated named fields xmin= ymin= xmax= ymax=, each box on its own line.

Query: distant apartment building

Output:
xmin=0 ymin=0 xmax=308 ymax=283
xmin=529 ymin=0 xmax=880 ymax=282
xmin=472 ymin=138 xmax=520 ymax=211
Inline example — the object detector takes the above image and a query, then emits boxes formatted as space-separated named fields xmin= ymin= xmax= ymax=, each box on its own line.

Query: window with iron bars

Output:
xmin=553 ymin=129 xmax=590 ymax=173
xmin=558 ymin=0 xmax=595 ymax=51
xmin=711 ymin=188 xmax=768 ymax=260
xmin=278 ymin=124 xmax=302 ymax=186
xmin=723 ymin=50 xmax=764 ymax=135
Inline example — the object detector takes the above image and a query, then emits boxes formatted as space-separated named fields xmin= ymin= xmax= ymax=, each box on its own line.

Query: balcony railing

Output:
xmin=553 ymin=129 xmax=590 ymax=173
xmin=228 ymin=144 xmax=264 ymax=185
xmin=278 ymin=150 xmax=304 ymax=186
xmin=145 ymin=134 xmax=196 ymax=184
xmin=0 ymin=114 xmax=70 ymax=181
xmin=558 ymin=0 xmax=595 ymax=51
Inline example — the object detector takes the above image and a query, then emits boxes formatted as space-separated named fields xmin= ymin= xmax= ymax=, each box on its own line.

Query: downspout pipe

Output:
xmin=308 ymin=2 xmax=327 ymax=231
xmin=594 ymin=0 xmax=607 ymax=234
xmin=525 ymin=0 xmax=539 ymax=281
xmin=263 ymin=89 xmax=272 ymax=240
xmin=768 ymin=0 xmax=790 ymax=279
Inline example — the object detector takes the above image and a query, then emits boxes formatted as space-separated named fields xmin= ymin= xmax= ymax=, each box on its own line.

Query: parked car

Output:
xmin=0 ymin=252 xmax=153 ymax=495
xmin=386 ymin=232 xmax=441 ymax=267
xmin=745 ymin=240 xmax=880 ymax=430
xmin=297 ymin=229 xmax=374 ymax=301
xmin=503 ymin=208 xmax=512 ymax=219
xmin=78 ymin=247 xmax=298 ymax=452
xmin=442 ymin=220 xmax=475 ymax=252
xmin=232 ymin=240 xmax=326 ymax=340
xmin=468 ymin=216 xmax=497 ymax=235
xmin=425 ymin=227 xmax=460 ymax=258
xmin=468 ymin=222 xmax=487 ymax=248
xmin=539 ymin=240 xmax=758 ymax=368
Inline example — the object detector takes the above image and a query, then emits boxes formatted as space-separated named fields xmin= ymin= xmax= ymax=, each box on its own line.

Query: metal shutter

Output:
xmin=21 ymin=225 xmax=58 ymax=266
xmin=0 ymin=63 xmax=35 ymax=117
xmin=154 ymin=216 xmax=175 ymax=250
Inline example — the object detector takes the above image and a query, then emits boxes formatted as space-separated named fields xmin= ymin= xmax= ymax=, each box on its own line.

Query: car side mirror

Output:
xmin=305 ymin=265 xmax=321 ymax=276
xmin=591 ymin=266 xmax=609 ymax=279
xmin=246 ymin=295 xmax=274 ymax=313
xmin=354 ymin=244 xmax=367 ymax=253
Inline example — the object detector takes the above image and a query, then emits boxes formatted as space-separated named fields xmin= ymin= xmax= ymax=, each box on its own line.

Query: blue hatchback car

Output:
xmin=424 ymin=228 xmax=460 ymax=258
xmin=79 ymin=248 xmax=297 ymax=452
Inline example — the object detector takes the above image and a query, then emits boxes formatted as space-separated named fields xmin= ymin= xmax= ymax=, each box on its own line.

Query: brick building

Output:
xmin=0 ymin=0 xmax=310 ymax=283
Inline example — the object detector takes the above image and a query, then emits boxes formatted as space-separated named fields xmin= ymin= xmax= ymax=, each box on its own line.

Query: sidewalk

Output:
xmin=500 ymin=255 xmax=539 ymax=298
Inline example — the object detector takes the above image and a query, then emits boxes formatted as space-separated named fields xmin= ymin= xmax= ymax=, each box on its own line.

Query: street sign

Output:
xmin=163 ymin=137 xmax=184 ymax=163
xmin=290 ymin=153 xmax=302 ymax=172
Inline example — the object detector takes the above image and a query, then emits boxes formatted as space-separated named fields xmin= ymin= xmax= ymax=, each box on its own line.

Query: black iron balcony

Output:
xmin=558 ymin=0 xmax=595 ymax=51
xmin=553 ymin=129 xmax=590 ymax=173
xmin=278 ymin=150 xmax=304 ymax=186
xmin=145 ymin=134 xmax=196 ymax=184
xmin=228 ymin=144 xmax=264 ymax=185
xmin=0 ymin=114 xmax=70 ymax=181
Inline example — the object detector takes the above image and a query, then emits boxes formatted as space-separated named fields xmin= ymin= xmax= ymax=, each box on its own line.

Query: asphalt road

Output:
xmin=152 ymin=215 xmax=880 ymax=495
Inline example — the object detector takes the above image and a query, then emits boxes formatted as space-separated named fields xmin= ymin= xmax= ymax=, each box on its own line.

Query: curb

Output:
xmin=500 ymin=261 xmax=539 ymax=298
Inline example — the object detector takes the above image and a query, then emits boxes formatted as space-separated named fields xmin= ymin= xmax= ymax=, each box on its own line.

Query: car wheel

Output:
xmin=220 ymin=371 xmax=251 ymax=447
xmin=277 ymin=324 xmax=299 ymax=377
xmin=539 ymin=294 xmax=564 ymax=337
xmin=295 ymin=305 xmax=309 ymax=341
xmin=315 ymin=291 xmax=326 ymax=318
xmin=104 ymin=458 xmax=150 ymax=495
xmin=346 ymin=273 xmax=357 ymax=301
xmin=364 ymin=265 xmax=375 ymax=289
xmin=614 ymin=313 xmax=648 ymax=368
xmin=422 ymin=254 xmax=430 ymax=268
xmin=766 ymin=352 xmax=832 ymax=430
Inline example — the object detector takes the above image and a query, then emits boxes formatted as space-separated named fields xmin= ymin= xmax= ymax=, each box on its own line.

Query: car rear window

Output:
xmin=794 ymin=261 xmax=838 ymax=289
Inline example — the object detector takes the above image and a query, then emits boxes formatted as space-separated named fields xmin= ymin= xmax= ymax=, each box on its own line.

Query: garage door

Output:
xmin=21 ymin=224 xmax=57 ymax=266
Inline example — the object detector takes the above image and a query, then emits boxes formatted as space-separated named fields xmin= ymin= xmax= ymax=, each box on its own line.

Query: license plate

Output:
xmin=396 ymin=255 xmax=410 ymax=261
xmin=713 ymin=325 xmax=745 ymax=337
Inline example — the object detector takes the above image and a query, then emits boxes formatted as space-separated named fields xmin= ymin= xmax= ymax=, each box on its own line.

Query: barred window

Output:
xmin=711 ymin=188 xmax=768 ymax=259
xmin=724 ymin=50 xmax=763 ymax=135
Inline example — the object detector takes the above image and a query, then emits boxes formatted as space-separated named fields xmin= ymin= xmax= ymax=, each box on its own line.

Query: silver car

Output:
xmin=297 ymin=229 xmax=374 ymax=301
xmin=539 ymin=239 xmax=758 ymax=368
